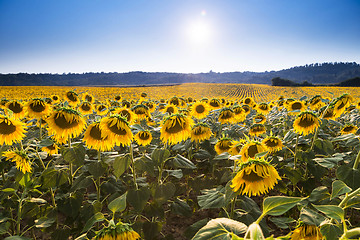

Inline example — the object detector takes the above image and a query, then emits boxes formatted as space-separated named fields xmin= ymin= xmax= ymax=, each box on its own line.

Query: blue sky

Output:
xmin=1 ymin=0 xmax=359 ymax=73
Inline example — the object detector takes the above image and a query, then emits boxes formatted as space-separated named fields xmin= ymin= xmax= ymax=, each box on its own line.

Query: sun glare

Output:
xmin=186 ymin=20 xmax=211 ymax=45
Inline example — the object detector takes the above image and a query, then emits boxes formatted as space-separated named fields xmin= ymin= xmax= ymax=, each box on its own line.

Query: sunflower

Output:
xmin=309 ymin=95 xmax=324 ymax=111
xmin=190 ymin=102 xmax=210 ymax=119
xmin=242 ymin=105 xmax=251 ymax=115
xmin=218 ymin=108 xmax=235 ymax=124
xmin=333 ymin=93 xmax=354 ymax=118
xmin=293 ymin=112 xmax=320 ymax=136
xmin=6 ymin=100 xmax=26 ymax=119
xmin=113 ymin=107 xmax=136 ymax=125
xmin=161 ymin=104 xmax=179 ymax=115
xmin=286 ymin=101 xmax=306 ymax=115
xmin=345 ymin=105 xmax=356 ymax=113
xmin=253 ymin=114 xmax=266 ymax=124
xmin=232 ymin=105 xmax=246 ymax=122
xmin=256 ymin=103 xmax=270 ymax=115
xmin=239 ymin=141 xmax=267 ymax=163
xmin=145 ymin=101 xmax=156 ymax=113
xmin=249 ymin=124 xmax=266 ymax=137
xmin=3 ymin=150 xmax=32 ymax=174
xmin=200 ymin=98 xmax=209 ymax=103
xmin=190 ymin=122 xmax=212 ymax=143
xmin=47 ymin=108 xmax=86 ymax=140
xmin=82 ymin=93 xmax=94 ymax=103
xmin=230 ymin=157 xmax=281 ymax=197
xmin=262 ymin=136 xmax=283 ymax=153
xmin=64 ymin=91 xmax=80 ymax=106
xmin=26 ymin=98 xmax=52 ymax=119
xmin=42 ymin=143 xmax=60 ymax=155
xmin=114 ymin=95 xmax=122 ymax=102
xmin=243 ymin=97 xmax=254 ymax=106
xmin=209 ymin=98 xmax=222 ymax=110
xmin=214 ymin=137 xmax=234 ymax=155
xmin=0 ymin=99 xmax=9 ymax=109
xmin=228 ymin=139 xmax=247 ymax=156
xmin=51 ymin=95 xmax=60 ymax=104
xmin=78 ymin=102 xmax=93 ymax=115
xmin=160 ymin=114 xmax=192 ymax=145
xmin=321 ymin=106 xmax=336 ymax=120
xmin=83 ymin=122 xmax=114 ymax=151
xmin=122 ymin=100 xmax=131 ymax=108
xmin=290 ymin=223 xmax=322 ymax=240
xmin=341 ymin=124 xmax=358 ymax=135
xmin=100 ymin=115 xmax=133 ymax=147
xmin=131 ymin=104 xmax=150 ymax=120
xmin=134 ymin=130 xmax=153 ymax=146
xmin=168 ymin=96 xmax=180 ymax=106
xmin=0 ymin=116 xmax=27 ymax=145
xmin=96 ymin=104 xmax=108 ymax=116
xmin=94 ymin=221 xmax=140 ymax=240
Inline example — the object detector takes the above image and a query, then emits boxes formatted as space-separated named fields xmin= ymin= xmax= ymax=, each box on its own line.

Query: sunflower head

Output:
xmin=47 ymin=107 xmax=86 ymax=140
xmin=0 ymin=115 xmax=27 ymax=145
xmin=100 ymin=115 xmax=133 ymax=146
xmin=262 ymin=136 xmax=283 ymax=153
xmin=214 ymin=137 xmax=234 ymax=155
xmin=42 ymin=143 xmax=60 ymax=155
xmin=94 ymin=221 xmax=140 ymax=240
xmin=122 ymin=100 xmax=131 ymax=108
xmin=145 ymin=101 xmax=156 ymax=112
xmin=65 ymin=91 xmax=80 ymax=106
xmin=242 ymin=105 xmax=251 ymax=115
xmin=96 ymin=104 xmax=108 ymax=116
xmin=82 ymin=93 xmax=94 ymax=103
xmin=218 ymin=108 xmax=235 ymax=124
xmin=160 ymin=114 xmax=192 ymax=145
xmin=293 ymin=111 xmax=320 ymax=136
xmin=249 ymin=124 xmax=266 ymax=137
xmin=78 ymin=102 xmax=93 ymax=115
xmin=290 ymin=223 xmax=322 ymax=240
xmin=0 ymin=98 xmax=9 ymax=109
xmin=3 ymin=150 xmax=31 ymax=174
xmin=190 ymin=102 xmax=210 ymax=119
xmin=26 ymin=98 xmax=52 ymax=119
xmin=256 ymin=103 xmax=270 ymax=115
xmin=230 ymin=157 xmax=281 ymax=197
xmin=286 ymin=101 xmax=306 ymax=115
xmin=243 ymin=97 xmax=254 ymax=106
xmin=83 ymin=122 xmax=114 ymax=151
xmin=228 ymin=139 xmax=247 ymax=156
xmin=134 ymin=130 xmax=153 ymax=146
xmin=240 ymin=141 xmax=267 ymax=162
xmin=191 ymin=122 xmax=212 ymax=143
xmin=131 ymin=104 xmax=150 ymax=120
xmin=114 ymin=95 xmax=122 ymax=101
xmin=209 ymin=98 xmax=221 ymax=110
xmin=6 ymin=100 xmax=26 ymax=119
xmin=168 ymin=96 xmax=180 ymax=106
xmin=321 ymin=106 xmax=336 ymax=120
xmin=51 ymin=95 xmax=60 ymax=104
xmin=253 ymin=114 xmax=266 ymax=124
xmin=232 ymin=105 xmax=246 ymax=122
xmin=341 ymin=124 xmax=358 ymax=135
xmin=333 ymin=93 xmax=354 ymax=117
xmin=162 ymin=104 xmax=179 ymax=115
xmin=113 ymin=107 xmax=136 ymax=125
xmin=309 ymin=95 xmax=324 ymax=110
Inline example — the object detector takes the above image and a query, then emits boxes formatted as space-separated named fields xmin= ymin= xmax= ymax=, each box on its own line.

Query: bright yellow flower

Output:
xmin=3 ymin=150 xmax=32 ymax=174
xmin=0 ymin=116 xmax=27 ymax=145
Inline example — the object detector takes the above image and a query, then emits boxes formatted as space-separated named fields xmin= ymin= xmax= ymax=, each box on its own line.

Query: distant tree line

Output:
xmin=271 ymin=77 xmax=313 ymax=86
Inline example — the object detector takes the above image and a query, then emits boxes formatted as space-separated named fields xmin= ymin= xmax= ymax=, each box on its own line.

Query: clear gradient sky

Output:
xmin=1 ymin=0 xmax=360 ymax=74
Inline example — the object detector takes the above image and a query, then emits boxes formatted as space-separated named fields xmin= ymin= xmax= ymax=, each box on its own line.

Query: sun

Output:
xmin=186 ymin=20 xmax=211 ymax=45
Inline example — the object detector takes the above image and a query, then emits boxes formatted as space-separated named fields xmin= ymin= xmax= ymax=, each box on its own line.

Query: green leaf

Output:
xmin=4 ymin=236 xmax=32 ymax=240
xmin=331 ymin=180 xmax=352 ymax=200
xmin=127 ymin=187 xmax=151 ymax=212
xmin=41 ymin=167 xmax=68 ymax=188
xmin=2 ymin=188 xmax=16 ymax=193
xmin=61 ymin=143 xmax=86 ymax=166
xmin=171 ymin=154 xmax=196 ymax=169
xmin=312 ymin=204 xmax=344 ymax=221
xmin=134 ymin=155 xmax=155 ymax=177
xmin=336 ymin=165 xmax=360 ymax=189
xmin=300 ymin=207 xmax=326 ymax=226
xmin=308 ymin=186 xmax=330 ymax=203
xmin=0 ymin=221 xmax=10 ymax=235
xmin=82 ymin=212 xmax=105 ymax=233
xmin=154 ymin=182 xmax=176 ymax=204
xmin=29 ymin=198 xmax=47 ymax=204
xmin=313 ymin=156 xmax=343 ymax=168
xmin=18 ymin=173 xmax=31 ymax=188
xmin=262 ymin=196 xmax=303 ymax=216
xmin=331 ymin=133 xmax=356 ymax=142
xmin=171 ymin=198 xmax=192 ymax=217
xmin=143 ymin=221 xmax=161 ymax=240
xmin=185 ymin=219 xmax=209 ymax=239
xmin=113 ymin=155 xmax=131 ymax=179
xmin=320 ymin=223 xmax=342 ymax=240
xmin=269 ymin=217 xmax=295 ymax=229
xmin=38 ymin=138 xmax=54 ymax=148
xmin=108 ymin=192 xmax=127 ymax=213
xmin=313 ymin=139 xmax=334 ymax=155
xmin=192 ymin=218 xmax=247 ymax=240
xmin=283 ymin=167 xmax=302 ymax=185
xmin=198 ymin=186 xmax=229 ymax=209
xmin=88 ymin=161 xmax=107 ymax=179
xmin=343 ymin=195 xmax=360 ymax=209
xmin=34 ymin=217 xmax=56 ymax=228
xmin=151 ymin=148 xmax=170 ymax=167
xmin=255 ymin=151 xmax=268 ymax=158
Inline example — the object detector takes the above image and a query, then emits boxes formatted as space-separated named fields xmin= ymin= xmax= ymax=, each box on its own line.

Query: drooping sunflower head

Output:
xmin=191 ymin=122 xmax=212 ymax=143
xmin=341 ymin=124 xmax=358 ymax=135
xmin=249 ymin=124 xmax=266 ymax=137
xmin=65 ymin=91 xmax=80 ymax=106
xmin=82 ymin=93 xmax=94 ymax=103
xmin=228 ymin=139 xmax=247 ymax=156
xmin=26 ymin=98 xmax=52 ymax=119
xmin=168 ymin=96 xmax=180 ymax=106
xmin=230 ymin=157 xmax=281 ymax=197
xmin=114 ymin=95 xmax=122 ymax=101
xmin=214 ymin=137 xmax=234 ymax=155
xmin=190 ymin=102 xmax=210 ymax=119
xmin=290 ymin=223 xmax=322 ymax=240
xmin=113 ymin=107 xmax=136 ymax=125
xmin=140 ymin=92 xmax=148 ymax=98
xmin=286 ymin=101 xmax=306 ymax=115
xmin=309 ymin=95 xmax=324 ymax=110
xmin=134 ymin=130 xmax=153 ymax=146
xmin=51 ymin=95 xmax=60 ymax=104
xmin=6 ymin=100 xmax=26 ymax=119
xmin=100 ymin=115 xmax=133 ymax=146
xmin=293 ymin=111 xmax=320 ymax=136
xmin=0 ymin=115 xmax=27 ymax=145
xmin=3 ymin=150 xmax=32 ymax=174
xmin=256 ymin=103 xmax=270 ymax=115
xmin=145 ymin=101 xmax=156 ymax=112
xmin=161 ymin=104 xmax=179 ymax=115
xmin=93 ymin=221 xmax=140 ymax=240
xmin=78 ymin=102 xmax=93 ymax=115
xmin=218 ymin=108 xmax=235 ymax=124
xmin=333 ymin=93 xmax=354 ymax=118
xmin=131 ymin=104 xmax=150 ymax=120
xmin=42 ymin=143 xmax=60 ymax=155
xmin=262 ymin=136 xmax=283 ymax=153
xmin=209 ymin=98 xmax=222 ymax=110
xmin=345 ymin=105 xmax=356 ymax=113
xmin=242 ymin=105 xmax=251 ymax=115
xmin=240 ymin=141 xmax=267 ymax=162
xmin=83 ymin=122 xmax=114 ymax=151
xmin=187 ymin=97 xmax=194 ymax=103
xmin=47 ymin=107 xmax=86 ymax=140
xmin=160 ymin=113 xmax=192 ymax=145
xmin=321 ymin=106 xmax=336 ymax=120
xmin=96 ymin=104 xmax=108 ymax=116
xmin=200 ymin=98 xmax=209 ymax=103
xmin=253 ymin=114 xmax=266 ymax=124
xmin=232 ymin=105 xmax=246 ymax=122
xmin=243 ymin=97 xmax=254 ymax=106
xmin=0 ymin=98 xmax=9 ymax=109
xmin=122 ymin=100 xmax=131 ymax=108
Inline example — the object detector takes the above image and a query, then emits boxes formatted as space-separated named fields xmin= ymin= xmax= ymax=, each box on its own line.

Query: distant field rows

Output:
xmin=2 ymin=83 xmax=360 ymax=102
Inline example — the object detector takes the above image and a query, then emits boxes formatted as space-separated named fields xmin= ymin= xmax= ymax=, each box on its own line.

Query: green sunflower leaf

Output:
xmin=262 ymin=196 xmax=303 ymax=216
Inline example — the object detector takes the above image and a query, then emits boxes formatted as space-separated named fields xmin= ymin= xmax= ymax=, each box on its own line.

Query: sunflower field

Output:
xmin=1 ymin=84 xmax=360 ymax=240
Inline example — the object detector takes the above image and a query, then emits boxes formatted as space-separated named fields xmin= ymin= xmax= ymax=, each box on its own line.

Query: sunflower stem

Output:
xmin=16 ymin=189 xmax=26 ymax=235
xmin=129 ymin=144 xmax=138 ymax=190
xmin=352 ymin=149 xmax=360 ymax=170
xmin=230 ymin=196 xmax=237 ymax=219
xmin=68 ymin=137 xmax=73 ymax=185
xmin=294 ymin=134 xmax=299 ymax=169
xmin=310 ymin=127 xmax=319 ymax=151
xmin=96 ymin=151 xmax=101 ymax=202
xmin=1 ymin=169 xmax=5 ymax=182
xmin=50 ymin=188 xmax=56 ymax=207
xmin=39 ymin=119 xmax=42 ymax=141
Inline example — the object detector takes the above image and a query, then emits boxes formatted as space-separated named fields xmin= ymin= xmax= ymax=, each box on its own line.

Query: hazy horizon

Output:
xmin=1 ymin=0 xmax=360 ymax=74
